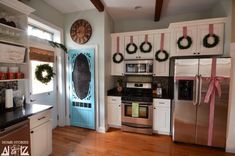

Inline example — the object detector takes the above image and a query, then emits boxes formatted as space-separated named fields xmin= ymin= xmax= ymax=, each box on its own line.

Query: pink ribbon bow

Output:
xmin=204 ymin=57 xmax=223 ymax=146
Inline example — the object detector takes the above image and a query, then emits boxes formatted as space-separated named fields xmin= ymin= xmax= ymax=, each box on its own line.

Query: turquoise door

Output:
xmin=68 ymin=48 xmax=95 ymax=130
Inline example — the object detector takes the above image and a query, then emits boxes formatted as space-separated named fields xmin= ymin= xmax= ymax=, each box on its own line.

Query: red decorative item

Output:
xmin=15 ymin=72 xmax=24 ymax=79
xmin=7 ymin=72 xmax=15 ymax=79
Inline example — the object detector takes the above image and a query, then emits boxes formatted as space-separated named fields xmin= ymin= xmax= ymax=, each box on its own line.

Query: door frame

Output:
xmin=65 ymin=45 xmax=99 ymax=131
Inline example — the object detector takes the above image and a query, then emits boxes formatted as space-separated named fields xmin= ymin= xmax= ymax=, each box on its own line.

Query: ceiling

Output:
xmin=43 ymin=0 xmax=220 ymax=21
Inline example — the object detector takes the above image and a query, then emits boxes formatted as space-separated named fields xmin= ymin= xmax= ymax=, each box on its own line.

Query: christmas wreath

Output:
xmin=203 ymin=34 xmax=219 ymax=48
xmin=35 ymin=64 xmax=54 ymax=84
xmin=140 ymin=41 xmax=152 ymax=53
xmin=113 ymin=53 xmax=124 ymax=64
xmin=126 ymin=43 xmax=138 ymax=54
xmin=177 ymin=36 xmax=192 ymax=49
xmin=155 ymin=50 xmax=169 ymax=62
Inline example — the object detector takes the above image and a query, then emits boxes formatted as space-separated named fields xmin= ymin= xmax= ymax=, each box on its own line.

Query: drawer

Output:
xmin=153 ymin=99 xmax=171 ymax=108
xmin=29 ymin=110 xmax=51 ymax=129
xmin=108 ymin=96 xmax=121 ymax=104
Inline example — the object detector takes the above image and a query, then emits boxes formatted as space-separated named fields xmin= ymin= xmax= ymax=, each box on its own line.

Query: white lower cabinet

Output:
xmin=29 ymin=110 xmax=52 ymax=156
xmin=107 ymin=96 xmax=121 ymax=128
xmin=153 ymin=99 xmax=171 ymax=135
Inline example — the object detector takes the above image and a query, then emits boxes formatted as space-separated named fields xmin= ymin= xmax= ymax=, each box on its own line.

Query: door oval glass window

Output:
xmin=72 ymin=53 xmax=91 ymax=99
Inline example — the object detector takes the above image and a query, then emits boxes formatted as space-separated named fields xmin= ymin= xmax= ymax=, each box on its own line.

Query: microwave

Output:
xmin=125 ymin=60 xmax=153 ymax=75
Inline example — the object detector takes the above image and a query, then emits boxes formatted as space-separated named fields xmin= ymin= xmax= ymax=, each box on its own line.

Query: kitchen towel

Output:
xmin=132 ymin=102 xmax=139 ymax=118
xmin=5 ymin=89 xmax=13 ymax=109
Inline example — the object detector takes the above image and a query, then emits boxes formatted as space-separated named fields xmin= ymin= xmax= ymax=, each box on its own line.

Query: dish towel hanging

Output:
xmin=132 ymin=102 xmax=139 ymax=118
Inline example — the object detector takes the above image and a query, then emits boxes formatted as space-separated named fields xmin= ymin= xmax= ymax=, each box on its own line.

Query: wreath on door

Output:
xmin=177 ymin=36 xmax=192 ymax=49
xmin=35 ymin=64 xmax=54 ymax=84
xmin=203 ymin=34 xmax=219 ymax=48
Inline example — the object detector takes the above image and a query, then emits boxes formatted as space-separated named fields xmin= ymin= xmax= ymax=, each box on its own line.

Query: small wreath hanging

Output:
xmin=112 ymin=53 xmax=124 ymax=64
xmin=126 ymin=43 xmax=138 ymax=54
xmin=140 ymin=41 xmax=152 ymax=53
xmin=177 ymin=36 xmax=192 ymax=49
xmin=155 ymin=50 xmax=169 ymax=62
xmin=203 ymin=34 xmax=219 ymax=48
xmin=35 ymin=64 xmax=54 ymax=84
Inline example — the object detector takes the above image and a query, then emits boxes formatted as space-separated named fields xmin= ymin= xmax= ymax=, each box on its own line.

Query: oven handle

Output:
xmin=122 ymin=102 xmax=152 ymax=106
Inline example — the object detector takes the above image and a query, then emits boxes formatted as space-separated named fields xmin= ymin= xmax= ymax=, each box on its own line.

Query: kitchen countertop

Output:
xmin=0 ymin=103 xmax=53 ymax=129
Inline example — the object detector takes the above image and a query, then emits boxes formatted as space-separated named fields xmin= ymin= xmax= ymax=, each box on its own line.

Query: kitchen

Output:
xmin=1 ymin=0 xmax=235 ymax=156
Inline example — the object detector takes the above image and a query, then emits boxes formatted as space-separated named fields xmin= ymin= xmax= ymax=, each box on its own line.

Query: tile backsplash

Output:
xmin=153 ymin=76 xmax=174 ymax=99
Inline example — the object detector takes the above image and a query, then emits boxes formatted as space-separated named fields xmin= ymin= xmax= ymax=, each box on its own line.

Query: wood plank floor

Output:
xmin=52 ymin=126 xmax=235 ymax=156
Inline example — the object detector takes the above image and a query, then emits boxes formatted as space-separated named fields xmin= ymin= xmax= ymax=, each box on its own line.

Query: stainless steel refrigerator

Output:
xmin=173 ymin=58 xmax=231 ymax=148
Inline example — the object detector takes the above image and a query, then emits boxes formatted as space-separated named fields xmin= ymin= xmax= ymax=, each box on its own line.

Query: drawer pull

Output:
xmin=38 ymin=116 xmax=46 ymax=121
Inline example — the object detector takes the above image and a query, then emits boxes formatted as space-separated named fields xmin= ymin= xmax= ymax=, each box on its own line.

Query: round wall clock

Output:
xmin=70 ymin=19 xmax=92 ymax=44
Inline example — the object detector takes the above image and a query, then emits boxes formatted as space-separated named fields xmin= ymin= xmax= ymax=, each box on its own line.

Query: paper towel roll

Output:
xmin=5 ymin=89 xmax=13 ymax=109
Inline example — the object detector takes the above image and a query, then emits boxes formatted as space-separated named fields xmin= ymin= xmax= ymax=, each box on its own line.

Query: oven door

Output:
xmin=121 ymin=101 xmax=153 ymax=126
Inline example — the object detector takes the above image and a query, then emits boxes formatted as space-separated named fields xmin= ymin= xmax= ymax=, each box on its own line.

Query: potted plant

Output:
xmin=117 ymin=78 xmax=124 ymax=93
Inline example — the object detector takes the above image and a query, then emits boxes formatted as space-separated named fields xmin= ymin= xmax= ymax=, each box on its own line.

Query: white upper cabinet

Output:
xmin=170 ymin=18 xmax=226 ymax=56
xmin=153 ymin=31 xmax=171 ymax=76
xmin=124 ymin=34 xmax=154 ymax=60
xmin=111 ymin=34 xmax=125 ymax=76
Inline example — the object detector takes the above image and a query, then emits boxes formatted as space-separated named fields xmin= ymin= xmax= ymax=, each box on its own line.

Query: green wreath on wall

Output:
xmin=35 ymin=64 xmax=55 ymax=84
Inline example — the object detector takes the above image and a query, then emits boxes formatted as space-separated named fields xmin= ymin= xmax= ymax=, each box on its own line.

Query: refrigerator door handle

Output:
xmin=193 ymin=75 xmax=199 ymax=106
xmin=198 ymin=75 xmax=202 ymax=105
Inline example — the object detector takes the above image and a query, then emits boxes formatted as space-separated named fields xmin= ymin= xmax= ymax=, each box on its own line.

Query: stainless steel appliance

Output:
xmin=125 ymin=60 xmax=153 ymax=75
xmin=173 ymin=58 xmax=231 ymax=148
xmin=121 ymin=82 xmax=153 ymax=134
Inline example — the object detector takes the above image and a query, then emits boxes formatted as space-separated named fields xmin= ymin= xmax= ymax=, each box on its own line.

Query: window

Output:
xmin=28 ymin=25 xmax=54 ymax=41
xmin=30 ymin=60 xmax=54 ymax=94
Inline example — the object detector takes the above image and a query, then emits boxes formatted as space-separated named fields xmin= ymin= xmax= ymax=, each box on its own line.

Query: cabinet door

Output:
xmin=153 ymin=106 xmax=171 ymax=135
xmin=31 ymin=121 xmax=52 ymax=156
xmin=138 ymin=34 xmax=154 ymax=59
xmin=171 ymin=25 xmax=197 ymax=56
xmin=108 ymin=97 xmax=121 ymax=127
xmin=197 ymin=23 xmax=224 ymax=55
xmin=153 ymin=33 xmax=170 ymax=76
xmin=124 ymin=35 xmax=139 ymax=59
xmin=111 ymin=35 xmax=125 ymax=76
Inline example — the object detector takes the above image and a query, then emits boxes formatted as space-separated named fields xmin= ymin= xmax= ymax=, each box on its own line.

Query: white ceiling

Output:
xmin=43 ymin=0 xmax=219 ymax=21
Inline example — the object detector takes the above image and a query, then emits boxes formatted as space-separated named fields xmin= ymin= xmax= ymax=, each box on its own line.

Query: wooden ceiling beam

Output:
xmin=90 ymin=0 xmax=104 ymax=12
xmin=154 ymin=0 xmax=163 ymax=21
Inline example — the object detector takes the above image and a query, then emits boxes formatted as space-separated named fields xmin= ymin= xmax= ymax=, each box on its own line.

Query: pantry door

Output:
xmin=68 ymin=48 xmax=95 ymax=130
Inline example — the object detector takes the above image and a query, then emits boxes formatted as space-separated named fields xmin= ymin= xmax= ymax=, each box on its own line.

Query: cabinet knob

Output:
xmin=197 ymin=52 xmax=200 ymax=54
xmin=154 ymin=107 xmax=156 ymax=109
xmin=193 ymin=52 xmax=196 ymax=55
xmin=31 ymin=131 xmax=34 ymax=134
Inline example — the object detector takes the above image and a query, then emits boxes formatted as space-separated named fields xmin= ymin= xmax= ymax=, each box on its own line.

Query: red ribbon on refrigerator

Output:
xmin=203 ymin=57 xmax=224 ymax=146
xmin=183 ymin=26 xmax=188 ymax=38
xmin=117 ymin=36 xmax=120 ymax=53
xmin=160 ymin=33 xmax=165 ymax=51
xmin=209 ymin=24 xmax=214 ymax=37
xmin=145 ymin=34 xmax=148 ymax=43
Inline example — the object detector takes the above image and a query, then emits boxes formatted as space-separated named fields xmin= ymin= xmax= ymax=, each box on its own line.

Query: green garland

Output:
xmin=113 ymin=53 xmax=124 ymax=64
xmin=139 ymin=41 xmax=152 ymax=53
xmin=35 ymin=64 xmax=54 ymax=84
xmin=177 ymin=36 xmax=192 ymax=49
xmin=203 ymin=34 xmax=219 ymax=48
xmin=48 ymin=41 xmax=67 ymax=53
xmin=126 ymin=43 xmax=138 ymax=54
xmin=155 ymin=50 xmax=169 ymax=62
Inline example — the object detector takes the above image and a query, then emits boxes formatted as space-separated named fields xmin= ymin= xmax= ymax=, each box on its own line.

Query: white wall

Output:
xmin=114 ymin=12 xmax=212 ymax=33
xmin=104 ymin=11 xmax=115 ymax=130
xmin=64 ymin=9 xmax=107 ymax=131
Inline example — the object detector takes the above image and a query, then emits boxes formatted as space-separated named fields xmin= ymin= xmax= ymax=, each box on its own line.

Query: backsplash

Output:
xmin=0 ymin=81 xmax=18 ymax=105
xmin=153 ymin=77 xmax=174 ymax=99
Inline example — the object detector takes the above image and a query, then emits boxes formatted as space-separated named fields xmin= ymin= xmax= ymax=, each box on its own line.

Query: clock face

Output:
xmin=70 ymin=19 xmax=92 ymax=44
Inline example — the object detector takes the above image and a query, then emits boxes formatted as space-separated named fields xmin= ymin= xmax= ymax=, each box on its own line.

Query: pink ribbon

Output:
xmin=203 ymin=57 xmax=222 ymax=146
xmin=145 ymin=34 xmax=148 ymax=43
xmin=130 ymin=36 xmax=133 ymax=44
xmin=117 ymin=36 xmax=120 ymax=53
xmin=209 ymin=24 xmax=214 ymax=37
xmin=160 ymin=33 xmax=165 ymax=51
xmin=183 ymin=26 xmax=187 ymax=38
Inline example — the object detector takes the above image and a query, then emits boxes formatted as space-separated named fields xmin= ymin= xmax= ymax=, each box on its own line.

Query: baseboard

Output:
xmin=97 ymin=126 xmax=106 ymax=133
xmin=153 ymin=130 xmax=171 ymax=136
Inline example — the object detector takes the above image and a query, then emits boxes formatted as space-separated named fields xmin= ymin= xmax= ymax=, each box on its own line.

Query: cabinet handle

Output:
xmin=38 ymin=116 xmax=46 ymax=121
xmin=31 ymin=131 xmax=34 ymax=134
xmin=198 ymin=52 xmax=200 ymax=54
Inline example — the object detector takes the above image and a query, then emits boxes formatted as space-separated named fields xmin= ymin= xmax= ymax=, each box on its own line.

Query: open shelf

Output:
xmin=0 ymin=23 xmax=25 ymax=32
xmin=0 ymin=39 xmax=27 ymax=47
xmin=0 ymin=79 xmax=26 ymax=82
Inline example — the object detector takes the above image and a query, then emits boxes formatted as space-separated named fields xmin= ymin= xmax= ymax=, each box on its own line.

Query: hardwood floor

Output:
xmin=52 ymin=126 xmax=235 ymax=156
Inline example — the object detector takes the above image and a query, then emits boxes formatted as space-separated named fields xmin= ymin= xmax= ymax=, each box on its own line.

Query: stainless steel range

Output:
xmin=121 ymin=82 xmax=153 ymax=135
